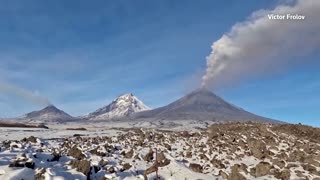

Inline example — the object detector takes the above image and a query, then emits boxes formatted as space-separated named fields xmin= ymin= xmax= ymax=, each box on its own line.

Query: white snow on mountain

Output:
xmin=86 ymin=93 xmax=150 ymax=120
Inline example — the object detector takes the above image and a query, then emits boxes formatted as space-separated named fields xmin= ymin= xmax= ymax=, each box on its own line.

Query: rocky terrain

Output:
xmin=0 ymin=122 xmax=319 ymax=180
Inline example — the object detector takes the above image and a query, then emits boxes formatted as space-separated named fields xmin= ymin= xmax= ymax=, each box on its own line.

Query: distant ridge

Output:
xmin=0 ymin=89 xmax=282 ymax=124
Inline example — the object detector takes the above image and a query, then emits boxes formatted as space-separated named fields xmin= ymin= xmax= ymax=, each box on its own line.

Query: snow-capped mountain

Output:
xmin=22 ymin=105 xmax=75 ymax=123
xmin=132 ymin=88 xmax=281 ymax=123
xmin=86 ymin=93 xmax=150 ymax=120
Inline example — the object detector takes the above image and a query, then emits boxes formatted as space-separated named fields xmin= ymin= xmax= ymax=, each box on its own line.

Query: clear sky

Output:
xmin=0 ymin=0 xmax=319 ymax=127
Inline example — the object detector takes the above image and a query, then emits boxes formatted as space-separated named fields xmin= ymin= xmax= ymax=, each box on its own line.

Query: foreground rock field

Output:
xmin=0 ymin=122 xmax=320 ymax=180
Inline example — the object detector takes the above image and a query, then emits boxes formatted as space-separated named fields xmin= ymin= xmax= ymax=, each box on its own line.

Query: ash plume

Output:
xmin=0 ymin=82 xmax=50 ymax=106
xmin=202 ymin=0 xmax=320 ymax=88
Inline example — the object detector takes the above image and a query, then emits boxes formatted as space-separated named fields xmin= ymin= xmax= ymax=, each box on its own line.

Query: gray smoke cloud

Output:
xmin=0 ymin=82 xmax=51 ymax=106
xmin=202 ymin=0 xmax=320 ymax=88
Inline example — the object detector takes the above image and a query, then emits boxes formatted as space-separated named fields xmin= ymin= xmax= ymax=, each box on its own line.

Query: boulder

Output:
xmin=274 ymin=169 xmax=290 ymax=180
xmin=68 ymin=146 xmax=85 ymax=160
xmin=122 ymin=149 xmax=134 ymax=159
xmin=143 ymin=149 xmax=154 ymax=162
xmin=9 ymin=160 xmax=35 ymax=169
xmin=121 ymin=163 xmax=132 ymax=171
xmin=90 ymin=148 xmax=106 ymax=157
xmin=302 ymin=164 xmax=319 ymax=175
xmin=108 ymin=166 xmax=116 ymax=173
xmin=228 ymin=164 xmax=246 ymax=180
xmin=255 ymin=162 xmax=271 ymax=177
xmin=34 ymin=168 xmax=46 ymax=180
xmin=144 ymin=152 xmax=171 ymax=176
xmin=211 ymin=158 xmax=226 ymax=169
xmin=248 ymin=138 xmax=268 ymax=159
xmin=69 ymin=160 xmax=91 ymax=177
xmin=22 ymin=136 xmax=37 ymax=143
xmin=189 ymin=163 xmax=203 ymax=173
xmin=272 ymin=159 xmax=286 ymax=169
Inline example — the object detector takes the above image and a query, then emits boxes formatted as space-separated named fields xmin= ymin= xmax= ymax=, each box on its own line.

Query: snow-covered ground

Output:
xmin=0 ymin=124 xmax=121 ymax=142
xmin=0 ymin=121 xmax=319 ymax=180
xmin=0 ymin=120 xmax=210 ymax=142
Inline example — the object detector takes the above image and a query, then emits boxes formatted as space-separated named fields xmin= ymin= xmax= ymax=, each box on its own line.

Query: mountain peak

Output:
xmin=87 ymin=93 xmax=150 ymax=120
xmin=193 ymin=87 xmax=210 ymax=92
xmin=133 ymin=88 xmax=280 ymax=123
xmin=23 ymin=105 xmax=74 ymax=122
xmin=42 ymin=104 xmax=59 ymax=111
xmin=177 ymin=88 xmax=226 ymax=107
xmin=188 ymin=87 xmax=214 ymax=96
xmin=118 ymin=93 xmax=134 ymax=97
xmin=114 ymin=93 xmax=135 ymax=101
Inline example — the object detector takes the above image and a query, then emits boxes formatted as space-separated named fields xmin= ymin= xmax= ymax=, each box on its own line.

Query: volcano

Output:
xmin=22 ymin=105 xmax=74 ymax=123
xmin=85 ymin=93 xmax=150 ymax=121
xmin=132 ymin=88 xmax=281 ymax=123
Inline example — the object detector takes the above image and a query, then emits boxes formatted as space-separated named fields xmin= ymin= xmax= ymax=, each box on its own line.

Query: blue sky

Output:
xmin=0 ymin=0 xmax=319 ymax=127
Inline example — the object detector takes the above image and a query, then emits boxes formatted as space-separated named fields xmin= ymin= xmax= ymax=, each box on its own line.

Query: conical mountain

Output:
xmin=23 ymin=105 xmax=74 ymax=122
xmin=132 ymin=88 xmax=281 ymax=123
xmin=86 ymin=93 xmax=150 ymax=120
